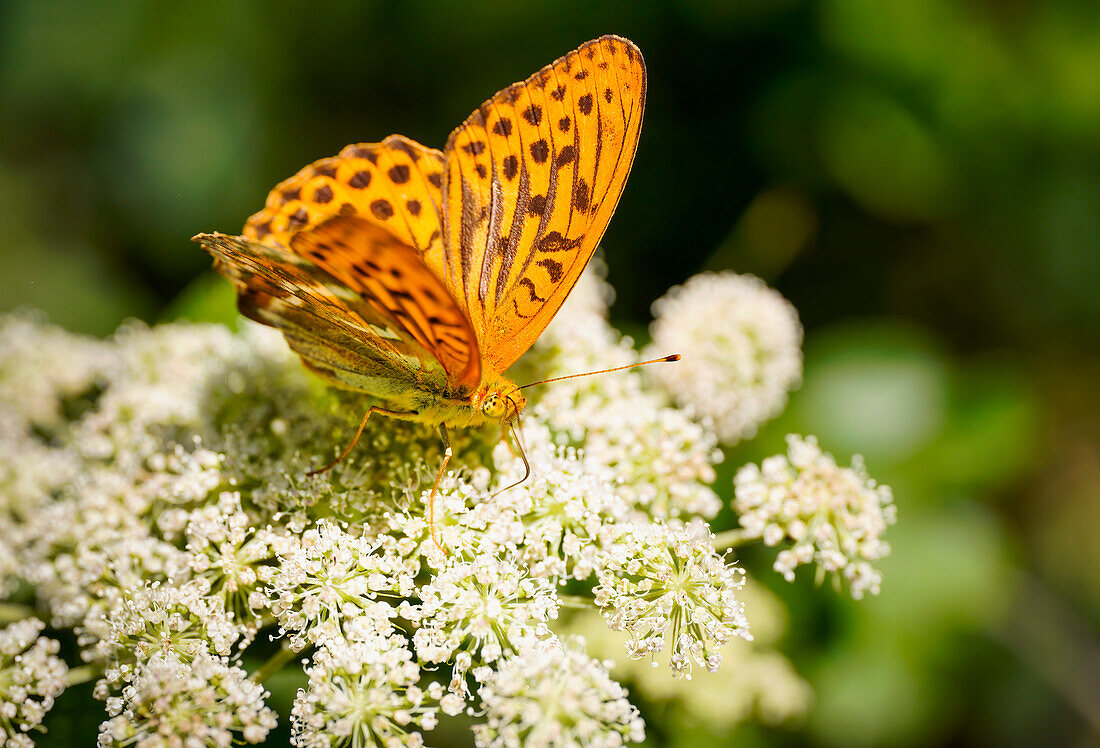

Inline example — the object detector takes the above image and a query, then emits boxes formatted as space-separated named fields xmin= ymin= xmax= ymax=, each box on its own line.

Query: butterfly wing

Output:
xmin=438 ymin=35 xmax=645 ymax=372
xmin=244 ymin=135 xmax=448 ymax=269
xmin=194 ymin=224 xmax=478 ymax=398
xmin=287 ymin=215 xmax=480 ymax=391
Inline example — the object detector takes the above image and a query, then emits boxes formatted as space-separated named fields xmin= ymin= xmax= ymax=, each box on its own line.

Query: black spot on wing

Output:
xmin=522 ymin=104 xmax=543 ymax=126
xmin=537 ymin=257 xmax=564 ymax=283
xmin=388 ymin=164 xmax=411 ymax=183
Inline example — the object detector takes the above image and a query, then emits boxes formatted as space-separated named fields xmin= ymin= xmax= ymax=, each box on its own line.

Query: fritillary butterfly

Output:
xmin=193 ymin=35 xmax=649 ymax=543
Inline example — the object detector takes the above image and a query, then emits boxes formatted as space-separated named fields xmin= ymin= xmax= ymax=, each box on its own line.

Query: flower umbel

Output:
xmin=99 ymin=578 xmax=244 ymax=680
xmin=98 ymin=651 xmax=276 ymax=746
xmin=0 ymin=618 xmax=68 ymax=746
xmin=646 ymin=272 xmax=803 ymax=443
xmin=733 ymin=434 xmax=897 ymax=598
xmin=290 ymin=633 xmax=442 ymax=748
xmin=410 ymin=553 xmax=560 ymax=691
xmin=472 ymin=640 xmax=644 ymax=748
xmin=594 ymin=523 xmax=751 ymax=678
xmin=0 ymin=264 xmax=898 ymax=743
xmin=268 ymin=520 xmax=417 ymax=652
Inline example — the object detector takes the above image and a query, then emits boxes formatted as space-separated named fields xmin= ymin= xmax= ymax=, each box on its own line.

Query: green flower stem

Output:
xmin=711 ymin=528 xmax=751 ymax=550
xmin=558 ymin=594 xmax=594 ymax=609
xmin=991 ymin=571 xmax=1100 ymax=736
xmin=66 ymin=664 xmax=102 ymax=688
xmin=251 ymin=643 xmax=300 ymax=684
xmin=0 ymin=603 xmax=36 ymax=623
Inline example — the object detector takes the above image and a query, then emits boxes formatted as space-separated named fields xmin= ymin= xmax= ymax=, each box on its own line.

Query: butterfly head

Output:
xmin=477 ymin=383 xmax=526 ymax=424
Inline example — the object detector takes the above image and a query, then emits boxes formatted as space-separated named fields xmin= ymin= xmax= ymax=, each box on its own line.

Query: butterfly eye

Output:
xmin=482 ymin=394 xmax=506 ymax=419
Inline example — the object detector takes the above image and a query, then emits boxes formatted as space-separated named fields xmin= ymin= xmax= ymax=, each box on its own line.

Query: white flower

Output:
xmin=99 ymin=579 xmax=244 ymax=681
xmin=478 ymin=424 xmax=629 ymax=580
xmin=473 ymin=639 xmax=644 ymax=748
xmin=268 ymin=520 xmax=417 ymax=651
xmin=0 ymin=412 xmax=84 ymax=597
xmin=77 ymin=321 xmax=265 ymax=468
xmin=0 ymin=312 xmax=113 ymax=431
xmin=377 ymin=423 xmax=631 ymax=579
xmin=0 ymin=410 xmax=84 ymax=518
xmin=594 ymin=523 xmax=751 ymax=678
xmin=290 ymin=633 xmax=439 ymax=748
xmin=375 ymin=474 xmax=493 ymax=565
xmin=97 ymin=650 xmax=277 ymax=746
xmin=0 ymin=618 xmax=68 ymax=741
xmin=176 ymin=491 xmax=284 ymax=637
xmin=646 ymin=272 xmax=803 ymax=443
xmin=734 ymin=434 xmax=897 ymax=598
xmin=521 ymin=270 xmax=723 ymax=520
xmin=17 ymin=471 xmax=192 ymax=647
xmin=570 ymin=579 xmax=811 ymax=729
xmin=0 ymin=267 xmax=897 ymax=747
xmin=410 ymin=554 xmax=559 ymax=694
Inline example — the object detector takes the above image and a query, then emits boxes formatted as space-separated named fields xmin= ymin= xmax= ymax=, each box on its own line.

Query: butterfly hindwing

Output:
xmin=194 ymin=231 xmax=456 ymax=396
xmin=440 ymin=35 xmax=645 ymax=372
xmin=245 ymin=135 xmax=447 ymax=265
xmin=288 ymin=216 xmax=481 ymax=392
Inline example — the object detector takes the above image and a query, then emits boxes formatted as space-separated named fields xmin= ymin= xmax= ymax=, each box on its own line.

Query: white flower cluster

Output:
xmin=0 ymin=311 xmax=113 ymax=431
xmin=571 ymin=577 xmax=812 ymax=728
xmin=734 ymin=435 xmax=897 ymax=598
xmin=646 ymin=271 xmax=803 ymax=443
xmin=171 ymin=491 xmax=284 ymax=638
xmin=522 ymin=268 xmax=724 ymax=519
xmin=292 ymin=632 xmax=442 ymax=748
xmin=267 ymin=520 xmax=416 ymax=652
xmin=0 ymin=618 xmax=68 ymax=746
xmin=0 ymin=261 xmax=896 ymax=743
xmin=98 ymin=651 xmax=276 ymax=746
xmin=98 ymin=578 xmax=244 ymax=681
xmin=595 ymin=522 xmax=750 ymax=678
xmin=410 ymin=555 xmax=559 ymax=679
xmin=473 ymin=640 xmax=644 ymax=748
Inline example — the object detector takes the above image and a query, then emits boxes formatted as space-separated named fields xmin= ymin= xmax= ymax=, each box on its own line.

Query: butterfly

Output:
xmin=193 ymin=35 xmax=648 ymax=544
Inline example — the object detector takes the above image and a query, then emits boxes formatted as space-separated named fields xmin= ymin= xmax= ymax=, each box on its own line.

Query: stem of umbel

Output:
xmin=251 ymin=642 xmax=301 ymax=684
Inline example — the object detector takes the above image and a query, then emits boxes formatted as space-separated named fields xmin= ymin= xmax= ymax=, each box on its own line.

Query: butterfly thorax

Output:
xmin=407 ymin=372 xmax=526 ymax=429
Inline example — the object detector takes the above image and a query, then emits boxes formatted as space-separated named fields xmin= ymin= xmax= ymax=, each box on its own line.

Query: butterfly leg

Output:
xmin=307 ymin=405 xmax=416 ymax=476
xmin=427 ymin=425 xmax=453 ymax=554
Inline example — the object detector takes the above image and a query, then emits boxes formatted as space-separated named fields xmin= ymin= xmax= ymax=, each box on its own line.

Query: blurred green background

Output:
xmin=3 ymin=0 xmax=1099 ymax=746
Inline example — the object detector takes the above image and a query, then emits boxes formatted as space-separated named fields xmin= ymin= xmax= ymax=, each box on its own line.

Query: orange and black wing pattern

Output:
xmin=288 ymin=216 xmax=480 ymax=391
xmin=245 ymin=135 xmax=447 ymax=264
xmin=439 ymin=35 xmax=645 ymax=373
xmin=198 ymin=35 xmax=645 ymax=398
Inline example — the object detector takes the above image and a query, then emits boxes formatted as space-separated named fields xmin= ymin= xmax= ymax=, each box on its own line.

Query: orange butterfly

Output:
xmin=194 ymin=36 xmax=648 ymax=542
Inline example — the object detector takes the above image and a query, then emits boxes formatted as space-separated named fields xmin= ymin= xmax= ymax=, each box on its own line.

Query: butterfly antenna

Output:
xmin=516 ymin=354 xmax=681 ymax=391
xmin=492 ymin=420 xmax=531 ymax=497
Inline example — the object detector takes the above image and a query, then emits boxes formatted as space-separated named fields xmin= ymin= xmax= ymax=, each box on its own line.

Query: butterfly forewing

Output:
xmin=245 ymin=135 xmax=447 ymax=264
xmin=440 ymin=35 xmax=646 ymax=372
